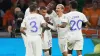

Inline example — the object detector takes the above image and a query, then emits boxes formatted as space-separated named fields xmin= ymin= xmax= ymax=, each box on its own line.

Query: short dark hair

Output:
xmin=29 ymin=2 xmax=37 ymax=6
xmin=70 ymin=0 xmax=78 ymax=9
xmin=40 ymin=6 xmax=47 ymax=10
xmin=29 ymin=3 xmax=37 ymax=12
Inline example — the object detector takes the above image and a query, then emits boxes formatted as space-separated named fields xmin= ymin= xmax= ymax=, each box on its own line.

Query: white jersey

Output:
xmin=49 ymin=10 xmax=57 ymax=23
xmin=49 ymin=10 xmax=57 ymax=19
xmin=45 ymin=13 xmax=50 ymax=18
xmin=51 ymin=14 xmax=69 ymax=53
xmin=42 ymin=13 xmax=52 ymax=49
xmin=43 ymin=13 xmax=51 ymax=40
xmin=21 ymin=13 xmax=46 ymax=36
xmin=53 ymin=14 xmax=69 ymax=38
xmin=65 ymin=11 xmax=88 ymax=40
xmin=45 ymin=13 xmax=52 ymax=39
xmin=24 ymin=8 xmax=30 ymax=17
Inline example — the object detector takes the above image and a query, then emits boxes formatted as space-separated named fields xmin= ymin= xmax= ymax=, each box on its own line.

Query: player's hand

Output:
xmin=56 ymin=24 xmax=60 ymax=27
xmin=8 ymin=26 xmax=12 ymax=33
xmin=44 ymin=17 xmax=50 ymax=22
xmin=84 ymin=25 xmax=88 ymax=31
xmin=46 ymin=22 xmax=48 ymax=26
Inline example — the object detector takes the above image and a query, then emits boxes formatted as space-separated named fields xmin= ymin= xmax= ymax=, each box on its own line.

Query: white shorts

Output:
xmin=42 ymin=39 xmax=51 ymax=49
xmin=66 ymin=32 xmax=84 ymax=50
xmin=48 ymin=38 xmax=52 ymax=48
xmin=25 ymin=35 xmax=42 ymax=56
xmin=67 ymin=39 xmax=83 ymax=50
xmin=42 ymin=30 xmax=51 ymax=49
xmin=47 ymin=30 xmax=52 ymax=48
xmin=58 ymin=38 xmax=67 ymax=53
xmin=21 ymin=33 xmax=27 ymax=47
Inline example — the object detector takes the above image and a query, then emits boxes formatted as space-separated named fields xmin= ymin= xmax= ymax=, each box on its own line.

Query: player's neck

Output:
xmin=30 ymin=11 xmax=37 ymax=14
xmin=57 ymin=12 xmax=63 ymax=17
xmin=71 ymin=9 xmax=77 ymax=11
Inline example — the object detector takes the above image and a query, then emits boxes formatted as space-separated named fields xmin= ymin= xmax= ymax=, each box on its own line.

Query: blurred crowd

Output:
xmin=0 ymin=0 xmax=100 ymax=37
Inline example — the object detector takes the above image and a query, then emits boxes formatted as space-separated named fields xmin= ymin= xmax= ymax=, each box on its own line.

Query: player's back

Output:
xmin=65 ymin=11 xmax=88 ymax=40
xmin=66 ymin=11 xmax=87 ymax=35
xmin=25 ymin=13 xmax=44 ymax=36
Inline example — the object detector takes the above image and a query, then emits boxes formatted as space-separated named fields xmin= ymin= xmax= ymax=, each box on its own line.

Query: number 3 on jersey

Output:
xmin=70 ymin=20 xmax=82 ymax=31
xmin=30 ymin=21 xmax=38 ymax=32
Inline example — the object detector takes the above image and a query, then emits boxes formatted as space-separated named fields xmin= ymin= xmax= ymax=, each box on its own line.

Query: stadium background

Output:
xmin=0 ymin=0 xmax=100 ymax=56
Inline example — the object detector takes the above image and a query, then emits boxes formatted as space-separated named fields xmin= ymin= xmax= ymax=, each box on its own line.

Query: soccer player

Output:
xmin=39 ymin=6 xmax=52 ymax=56
xmin=20 ymin=4 xmax=47 ymax=56
xmin=48 ymin=4 xmax=70 ymax=56
xmin=55 ymin=4 xmax=70 ymax=56
xmin=65 ymin=1 xmax=91 ymax=56
xmin=45 ymin=1 xmax=57 ymax=55
xmin=24 ymin=2 xmax=37 ymax=17
xmin=47 ymin=1 xmax=57 ymax=19
xmin=21 ymin=2 xmax=38 ymax=48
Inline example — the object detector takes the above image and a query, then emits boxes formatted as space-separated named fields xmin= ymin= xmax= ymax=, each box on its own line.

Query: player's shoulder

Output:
xmin=78 ymin=12 xmax=86 ymax=18
xmin=69 ymin=11 xmax=85 ymax=16
xmin=25 ymin=14 xmax=32 ymax=18
xmin=36 ymin=13 xmax=43 ymax=17
xmin=65 ymin=12 xmax=71 ymax=16
xmin=24 ymin=14 xmax=30 ymax=19
xmin=35 ymin=14 xmax=44 ymax=20
xmin=45 ymin=13 xmax=50 ymax=17
xmin=25 ymin=8 xmax=30 ymax=14
xmin=49 ymin=10 xmax=57 ymax=17
xmin=26 ymin=7 xmax=29 ymax=11
xmin=74 ymin=11 xmax=85 ymax=16
xmin=62 ymin=14 xmax=66 ymax=18
xmin=64 ymin=12 xmax=71 ymax=18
